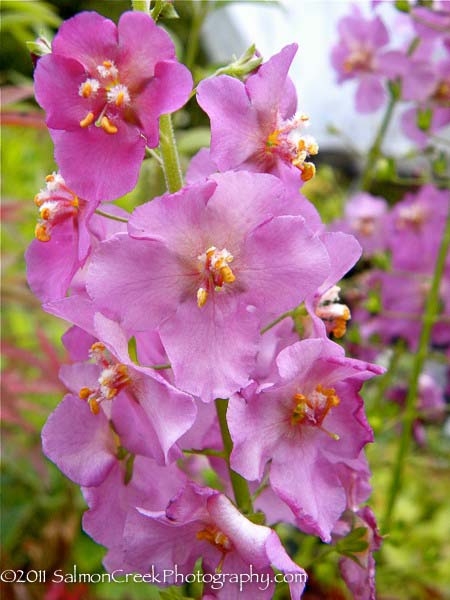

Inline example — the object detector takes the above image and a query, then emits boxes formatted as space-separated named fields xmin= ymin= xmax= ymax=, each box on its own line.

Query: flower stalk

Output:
xmin=383 ymin=207 xmax=450 ymax=532
xmin=215 ymin=398 xmax=254 ymax=514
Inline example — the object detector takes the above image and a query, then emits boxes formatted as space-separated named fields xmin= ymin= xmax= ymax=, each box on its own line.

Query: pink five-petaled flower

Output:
xmin=25 ymin=172 xmax=128 ymax=302
xmin=121 ymin=482 xmax=307 ymax=599
xmin=34 ymin=11 xmax=192 ymax=201
xmin=197 ymin=44 xmax=319 ymax=188
xmin=331 ymin=6 xmax=406 ymax=113
xmin=228 ymin=338 xmax=383 ymax=542
xmin=86 ymin=171 xmax=330 ymax=400
xmin=42 ymin=312 xmax=197 ymax=486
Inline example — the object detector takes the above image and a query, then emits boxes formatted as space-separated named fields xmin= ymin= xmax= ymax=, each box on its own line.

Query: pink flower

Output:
xmin=86 ymin=172 xmax=330 ymax=400
xmin=25 ymin=172 xmax=127 ymax=302
xmin=197 ymin=45 xmax=318 ymax=187
xmin=331 ymin=193 xmax=388 ymax=258
xmin=34 ymin=11 xmax=192 ymax=201
xmin=42 ymin=311 xmax=197 ymax=483
xmin=120 ymin=481 xmax=307 ymax=599
xmin=335 ymin=507 xmax=382 ymax=600
xmin=331 ymin=7 xmax=406 ymax=112
xmin=228 ymin=338 xmax=382 ymax=541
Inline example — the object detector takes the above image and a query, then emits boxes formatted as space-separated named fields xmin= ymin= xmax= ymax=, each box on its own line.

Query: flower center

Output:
xmin=315 ymin=286 xmax=351 ymax=339
xmin=79 ymin=342 xmax=131 ymax=415
xmin=196 ymin=246 xmax=235 ymax=308
xmin=34 ymin=173 xmax=79 ymax=242
xmin=266 ymin=115 xmax=318 ymax=181
xmin=343 ymin=47 xmax=374 ymax=74
xmin=291 ymin=384 xmax=340 ymax=440
xmin=78 ymin=59 xmax=132 ymax=135
xmin=196 ymin=525 xmax=232 ymax=572
xmin=396 ymin=204 xmax=427 ymax=230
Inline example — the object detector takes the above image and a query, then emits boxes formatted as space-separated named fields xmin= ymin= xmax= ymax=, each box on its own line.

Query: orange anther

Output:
xmin=89 ymin=398 xmax=100 ymax=415
xmin=115 ymin=91 xmax=125 ymax=107
xmin=300 ymin=162 xmax=316 ymax=182
xmin=80 ymin=111 xmax=95 ymax=128
xmin=40 ymin=207 xmax=51 ymax=220
xmin=197 ymin=287 xmax=208 ymax=308
xmin=81 ymin=82 xmax=92 ymax=98
xmin=35 ymin=223 xmax=50 ymax=242
xmin=79 ymin=387 xmax=91 ymax=400
xmin=34 ymin=194 xmax=44 ymax=207
xmin=100 ymin=116 xmax=118 ymax=134
xmin=45 ymin=174 xmax=55 ymax=182
xmin=91 ymin=342 xmax=106 ymax=352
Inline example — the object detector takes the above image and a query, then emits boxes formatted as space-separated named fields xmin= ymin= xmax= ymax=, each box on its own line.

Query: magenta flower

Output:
xmin=25 ymin=172 xmax=128 ymax=302
xmin=34 ymin=11 xmax=192 ymax=201
xmin=335 ymin=507 xmax=382 ymax=600
xmin=42 ymin=311 xmax=197 ymax=482
xmin=197 ymin=45 xmax=318 ymax=186
xmin=331 ymin=7 xmax=406 ymax=112
xmin=331 ymin=193 xmax=388 ymax=258
xmin=82 ymin=456 xmax=186 ymax=570
xmin=228 ymin=338 xmax=382 ymax=541
xmin=400 ymin=55 xmax=450 ymax=147
xmin=121 ymin=482 xmax=307 ymax=599
xmin=86 ymin=172 xmax=330 ymax=400
xmin=388 ymin=185 xmax=450 ymax=273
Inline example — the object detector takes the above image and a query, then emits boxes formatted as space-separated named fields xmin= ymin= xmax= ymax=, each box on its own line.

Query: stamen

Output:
xmin=80 ymin=111 xmax=95 ymax=128
xmin=197 ymin=287 xmax=208 ymax=308
xmin=106 ymin=84 xmax=131 ymax=108
xmin=290 ymin=385 xmax=340 ymax=439
xmin=78 ymin=78 xmax=100 ymax=99
xmin=97 ymin=59 xmax=119 ymax=80
xmin=299 ymin=162 xmax=316 ymax=182
xmin=100 ymin=116 xmax=118 ymax=134
xmin=35 ymin=223 xmax=50 ymax=242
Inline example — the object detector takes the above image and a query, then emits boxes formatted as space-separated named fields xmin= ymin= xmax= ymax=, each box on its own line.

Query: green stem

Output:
xmin=184 ymin=448 xmax=226 ymax=459
xmin=145 ymin=146 xmax=163 ymax=165
xmin=383 ymin=208 xmax=450 ymax=532
xmin=159 ymin=113 xmax=183 ymax=193
xmin=373 ymin=338 xmax=404 ymax=408
xmin=149 ymin=362 xmax=171 ymax=371
xmin=94 ymin=209 xmax=128 ymax=223
xmin=260 ymin=310 xmax=293 ymax=335
xmin=131 ymin=0 xmax=150 ymax=13
xmin=361 ymin=92 xmax=397 ymax=191
xmin=185 ymin=1 xmax=210 ymax=71
xmin=215 ymin=398 xmax=253 ymax=514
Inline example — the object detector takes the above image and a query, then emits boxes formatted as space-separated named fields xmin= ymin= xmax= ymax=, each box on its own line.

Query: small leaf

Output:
xmin=417 ymin=107 xmax=432 ymax=132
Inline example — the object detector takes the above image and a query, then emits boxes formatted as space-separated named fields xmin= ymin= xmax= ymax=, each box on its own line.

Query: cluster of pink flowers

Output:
xmin=27 ymin=8 xmax=386 ymax=599
xmin=331 ymin=3 xmax=450 ymax=145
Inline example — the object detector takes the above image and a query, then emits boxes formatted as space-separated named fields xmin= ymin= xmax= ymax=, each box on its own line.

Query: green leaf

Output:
xmin=395 ymin=0 xmax=411 ymax=12
xmin=417 ymin=107 xmax=433 ymax=132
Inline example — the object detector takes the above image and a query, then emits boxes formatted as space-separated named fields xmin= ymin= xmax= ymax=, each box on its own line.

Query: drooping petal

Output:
xmin=42 ymin=393 xmax=116 ymax=486
xmin=355 ymin=75 xmax=386 ymax=113
xmin=51 ymin=11 xmax=118 ymax=72
xmin=134 ymin=60 xmax=193 ymax=146
xmin=87 ymin=233 xmax=186 ymax=331
xmin=159 ymin=297 xmax=260 ymax=401
xmin=240 ymin=216 xmax=330 ymax=317
xmin=50 ymin=125 xmax=145 ymax=202
xmin=117 ymin=11 xmax=175 ymax=84
xmin=197 ymin=75 xmax=261 ymax=170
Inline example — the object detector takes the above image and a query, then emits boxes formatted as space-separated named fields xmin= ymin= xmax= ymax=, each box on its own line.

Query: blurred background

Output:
xmin=1 ymin=1 xmax=449 ymax=599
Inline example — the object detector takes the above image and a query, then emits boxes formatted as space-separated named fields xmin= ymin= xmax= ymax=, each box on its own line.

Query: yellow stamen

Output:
xmin=34 ymin=194 xmax=44 ymax=207
xmin=220 ymin=265 xmax=235 ymax=284
xmin=35 ymin=223 xmax=50 ymax=242
xmin=79 ymin=387 xmax=91 ymax=400
xmin=100 ymin=116 xmax=118 ymax=134
xmin=115 ymin=91 xmax=125 ymax=107
xmin=40 ymin=207 xmax=51 ymax=220
xmin=266 ymin=130 xmax=280 ymax=148
xmin=89 ymin=398 xmax=100 ymax=415
xmin=103 ymin=60 xmax=112 ymax=68
xmin=80 ymin=81 xmax=92 ymax=98
xmin=72 ymin=197 xmax=79 ymax=208
xmin=45 ymin=174 xmax=55 ymax=183
xmin=91 ymin=342 xmax=106 ymax=353
xmin=197 ymin=287 xmax=208 ymax=308
xmin=80 ymin=111 xmax=95 ymax=128
xmin=300 ymin=162 xmax=316 ymax=182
